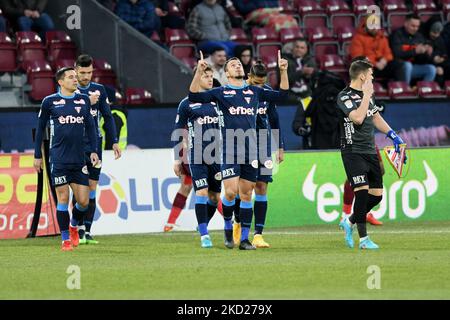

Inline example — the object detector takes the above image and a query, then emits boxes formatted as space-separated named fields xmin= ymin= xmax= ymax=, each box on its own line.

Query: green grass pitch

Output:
xmin=1 ymin=220 xmax=449 ymax=299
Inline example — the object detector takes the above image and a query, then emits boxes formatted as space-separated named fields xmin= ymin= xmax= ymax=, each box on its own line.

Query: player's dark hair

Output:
xmin=75 ymin=54 xmax=93 ymax=68
xmin=249 ymin=60 xmax=267 ymax=78
xmin=210 ymin=47 xmax=226 ymax=55
xmin=349 ymin=59 xmax=373 ymax=80
xmin=405 ymin=13 xmax=420 ymax=21
xmin=350 ymin=56 xmax=371 ymax=64
xmin=193 ymin=65 xmax=213 ymax=74
xmin=224 ymin=57 xmax=240 ymax=72
xmin=55 ymin=67 xmax=75 ymax=82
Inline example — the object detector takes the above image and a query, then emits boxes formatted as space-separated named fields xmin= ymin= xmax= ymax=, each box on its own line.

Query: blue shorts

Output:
xmin=84 ymin=148 xmax=102 ymax=181
xmin=221 ymin=163 xmax=259 ymax=183
xmin=257 ymin=160 xmax=273 ymax=183
xmin=50 ymin=163 xmax=89 ymax=187
xmin=189 ymin=163 xmax=222 ymax=192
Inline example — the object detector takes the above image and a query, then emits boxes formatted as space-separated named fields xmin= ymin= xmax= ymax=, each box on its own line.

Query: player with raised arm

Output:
xmin=189 ymin=51 xmax=289 ymax=250
xmin=232 ymin=61 xmax=285 ymax=248
xmin=337 ymin=58 xmax=405 ymax=250
xmin=173 ymin=65 xmax=222 ymax=247
xmin=34 ymin=67 xmax=99 ymax=251
xmin=74 ymin=54 xmax=122 ymax=244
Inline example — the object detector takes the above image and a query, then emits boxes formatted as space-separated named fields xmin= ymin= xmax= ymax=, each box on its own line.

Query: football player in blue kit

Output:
xmin=173 ymin=65 xmax=222 ymax=248
xmin=189 ymin=51 xmax=289 ymax=250
xmin=74 ymin=54 xmax=122 ymax=245
xmin=232 ymin=61 xmax=285 ymax=248
xmin=34 ymin=67 xmax=99 ymax=251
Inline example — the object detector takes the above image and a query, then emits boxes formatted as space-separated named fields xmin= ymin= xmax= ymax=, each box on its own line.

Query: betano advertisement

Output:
xmin=267 ymin=148 xmax=449 ymax=227
xmin=0 ymin=154 xmax=58 ymax=239
xmin=1 ymin=148 xmax=448 ymax=238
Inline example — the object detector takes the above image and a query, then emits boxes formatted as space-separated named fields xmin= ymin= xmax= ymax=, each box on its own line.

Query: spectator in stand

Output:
xmin=283 ymin=39 xmax=316 ymax=104
xmin=186 ymin=0 xmax=235 ymax=57
xmin=150 ymin=0 xmax=185 ymax=29
xmin=350 ymin=14 xmax=406 ymax=82
xmin=204 ymin=47 xmax=228 ymax=85
xmin=390 ymin=14 xmax=436 ymax=85
xmin=1 ymin=0 xmax=54 ymax=39
xmin=421 ymin=18 xmax=450 ymax=86
xmin=115 ymin=0 xmax=160 ymax=38
xmin=234 ymin=44 xmax=253 ymax=79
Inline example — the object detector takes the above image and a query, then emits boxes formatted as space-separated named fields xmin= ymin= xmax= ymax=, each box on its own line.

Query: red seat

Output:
xmin=279 ymin=27 xmax=304 ymax=44
xmin=125 ymin=87 xmax=155 ymax=105
xmin=24 ymin=60 xmax=55 ymax=102
xmin=230 ymin=28 xmax=251 ymax=45
xmin=417 ymin=81 xmax=447 ymax=98
xmin=45 ymin=30 xmax=77 ymax=63
xmin=115 ymin=91 xmax=126 ymax=105
xmin=352 ymin=0 xmax=376 ymax=15
xmin=388 ymin=81 xmax=418 ymax=99
xmin=164 ymin=28 xmax=196 ymax=58
xmin=0 ymin=32 xmax=17 ymax=72
xmin=252 ymin=27 xmax=279 ymax=44
xmin=318 ymin=54 xmax=346 ymax=72
xmin=373 ymin=82 xmax=390 ymax=99
xmin=16 ymin=31 xmax=46 ymax=69
xmin=295 ymin=0 xmax=328 ymax=29
xmin=151 ymin=31 xmax=161 ymax=43
xmin=383 ymin=0 xmax=411 ymax=33
xmin=325 ymin=0 xmax=355 ymax=30
xmin=260 ymin=54 xmax=278 ymax=70
xmin=279 ymin=0 xmax=298 ymax=17
xmin=93 ymin=58 xmax=117 ymax=87
xmin=307 ymin=27 xmax=339 ymax=56
xmin=335 ymin=26 xmax=355 ymax=55
xmin=180 ymin=56 xmax=197 ymax=69
xmin=53 ymin=58 xmax=75 ymax=70
xmin=258 ymin=44 xmax=282 ymax=61
xmin=445 ymin=80 xmax=450 ymax=97
xmin=412 ymin=0 xmax=442 ymax=22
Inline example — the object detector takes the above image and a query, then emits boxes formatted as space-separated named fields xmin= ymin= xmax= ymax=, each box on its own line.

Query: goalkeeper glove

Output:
xmin=387 ymin=130 xmax=404 ymax=153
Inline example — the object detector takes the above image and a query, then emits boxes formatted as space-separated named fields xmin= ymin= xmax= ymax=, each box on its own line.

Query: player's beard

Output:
xmin=234 ymin=75 xmax=244 ymax=80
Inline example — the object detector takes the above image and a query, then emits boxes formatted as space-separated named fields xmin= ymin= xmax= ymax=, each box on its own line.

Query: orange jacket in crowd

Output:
xmin=349 ymin=17 xmax=394 ymax=65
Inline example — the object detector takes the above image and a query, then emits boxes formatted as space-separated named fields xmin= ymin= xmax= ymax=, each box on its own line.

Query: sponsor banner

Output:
xmin=92 ymin=149 xmax=223 ymax=235
xmin=267 ymin=148 xmax=449 ymax=226
xmin=0 ymin=154 xmax=58 ymax=239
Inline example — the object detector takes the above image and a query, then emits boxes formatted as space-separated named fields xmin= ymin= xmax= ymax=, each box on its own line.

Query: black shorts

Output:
xmin=50 ymin=163 xmax=89 ymax=187
xmin=84 ymin=149 xmax=102 ymax=181
xmin=189 ymin=163 xmax=222 ymax=192
xmin=341 ymin=152 xmax=383 ymax=189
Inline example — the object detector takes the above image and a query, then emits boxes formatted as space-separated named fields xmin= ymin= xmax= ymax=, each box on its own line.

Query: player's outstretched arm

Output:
xmin=278 ymin=50 xmax=289 ymax=90
xmin=84 ymin=103 xmax=98 ymax=165
xmin=34 ymin=101 xmax=50 ymax=172
xmin=189 ymin=51 xmax=207 ymax=93
xmin=98 ymin=86 xmax=121 ymax=159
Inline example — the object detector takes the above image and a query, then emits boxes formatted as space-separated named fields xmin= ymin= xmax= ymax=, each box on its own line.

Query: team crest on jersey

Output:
xmin=251 ymin=160 xmax=259 ymax=168
xmin=264 ymin=160 xmax=273 ymax=169
xmin=75 ymin=106 xmax=81 ymax=113
xmin=214 ymin=172 xmax=222 ymax=181
xmin=74 ymin=99 xmax=86 ymax=105
xmin=344 ymin=100 xmax=353 ymax=108
xmin=244 ymin=97 xmax=251 ymax=104
xmin=82 ymin=166 xmax=89 ymax=175
xmin=53 ymin=99 xmax=66 ymax=106
xmin=243 ymin=89 xmax=254 ymax=95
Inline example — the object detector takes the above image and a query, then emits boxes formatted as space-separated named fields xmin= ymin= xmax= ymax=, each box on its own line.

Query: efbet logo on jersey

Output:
xmin=197 ymin=116 xmax=219 ymax=125
xmin=58 ymin=115 xmax=84 ymax=124
xmin=94 ymin=172 xmax=128 ymax=221
xmin=229 ymin=106 xmax=254 ymax=115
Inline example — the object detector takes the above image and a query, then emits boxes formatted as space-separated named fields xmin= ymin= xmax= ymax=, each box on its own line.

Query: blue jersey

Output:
xmin=76 ymin=82 xmax=118 ymax=152
xmin=189 ymin=84 xmax=287 ymax=163
xmin=34 ymin=92 xmax=97 ymax=165
xmin=256 ymin=84 xmax=285 ymax=158
xmin=174 ymin=97 xmax=222 ymax=164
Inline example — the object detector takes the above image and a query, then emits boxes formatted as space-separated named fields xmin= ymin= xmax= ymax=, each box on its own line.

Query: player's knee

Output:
xmin=180 ymin=183 xmax=192 ymax=196
xmin=255 ymin=182 xmax=267 ymax=195
xmin=369 ymin=188 xmax=383 ymax=197
xmin=195 ymin=188 xmax=208 ymax=197
xmin=353 ymin=185 xmax=369 ymax=192
xmin=208 ymin=192 xmax=220 ymax=203
xmin=77 ymin=198 xmax=89 ymax=208
xmin=224 ymin=189 xmax=237 ymax=201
